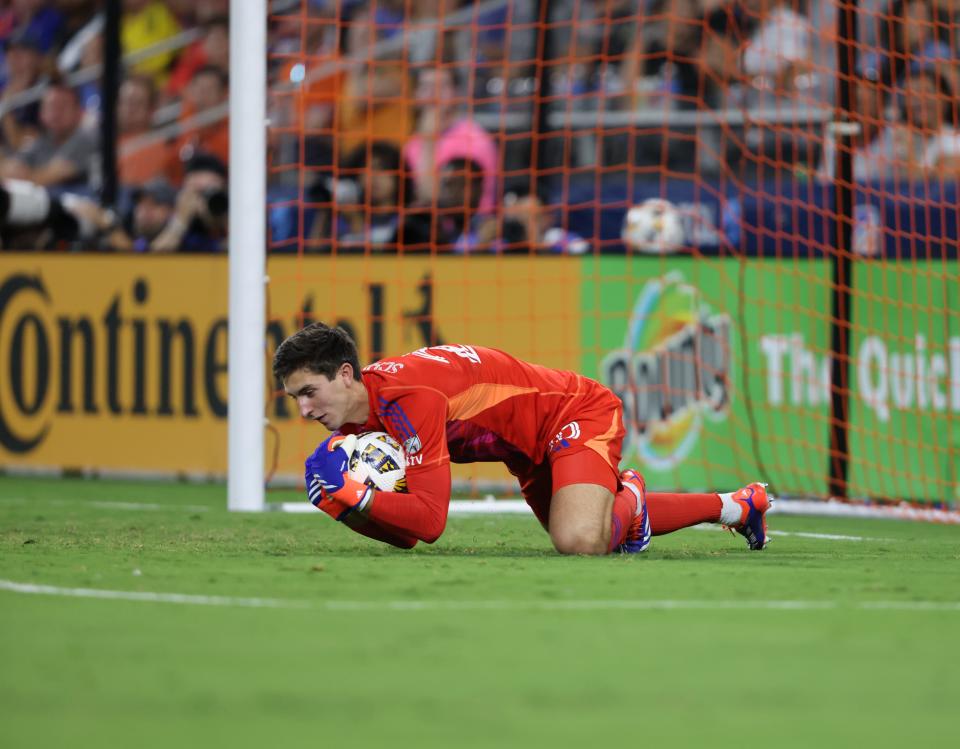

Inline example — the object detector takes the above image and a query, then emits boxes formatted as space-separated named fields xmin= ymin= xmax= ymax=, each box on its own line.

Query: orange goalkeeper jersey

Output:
xmin=341 ymin=344 xmax=621 ymax=542
xmin=346 ymin=344 xmax=619 ymax=473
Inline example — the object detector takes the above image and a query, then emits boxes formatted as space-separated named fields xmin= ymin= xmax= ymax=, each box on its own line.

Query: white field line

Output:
xmin=690 ymin=524 xmax=893 ymax=542
xmin=767 ymin=530 xmax=889 ymax=542
xmin=3 ymin=579 xmax=959 ymax=613
xmin=0 ymin=580 xmax=310 ymax=610
xmin=87 ymin=501 xmax=210 ymax=512
xmin=0 ymin=497 xmax=210 ymax=512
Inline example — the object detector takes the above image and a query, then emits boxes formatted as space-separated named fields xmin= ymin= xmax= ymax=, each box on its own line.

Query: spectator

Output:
xmin=171 ymin=64 xmax=229 ymax=181
xmin=460 ymin=0 xmax=539 ymax=114
xmin=5 ymin=0 xmax=65 ymax=55
xmin=403 ymin=65 xmax=498 ymax=213
xmin=334 ymin=8 xmax=413 ymax=162
xmin=496 ymin=187 xmax=589 ymax=254
xmin=333 ymin=140 xmax=416 ymax=249
xmin=0 ymin=7 xmax=14 ymax=39
xmin=54 ymin=5 xmax=102 ymax=120
xmin=694 ymin=5 xmax=750 ymax=110
xmin=54 ymin=0 xmax=98 ymax=36
xmin=736 ymin=0 xmax=819 ymax=171
xmin=55 ymin=7 xmax=101 ymax=76
xmin=121 ymin=0 xmax=181 ymax=86
xmin=740 ymin=0 xmax=814 ymax=96
xmin=88 ymin=177 xmax=178 ymax=252
xmin=266 ymin=20 xmax=342 ymax=200
xmin=0 ymin=80 xmax=98 ymax=189
xmin=886 ymin=66 xmax=960 ymax=179
xmin=622 ymin=0 xmax=703 ymax=110
xmin=268 ymin=8 xmax=343 ymax=177
xmin=165 ymin=15 xmax=229 ymax=102
xmin=151 ymin=152 xmax=228 ymax=252
xmin=435 ymin=157 xmax=497 ymax=253
xmin=548 ymin=14 xmax=599 ymax=103
xmin=550 ymin=0 xmax=637 ymax=101
xmin=127 ymin=178 xmax=177 ymax=250
xmin=405 ymin=0 xmax=459 ymax=66
xmin=864 ymin=0 xmax=954 ymax=87
xmin=52 ymin=17 xmax=104 ymax=120
xmin=0 ymin=28 xmax=46 ymax=153
xmin=817 ymin=76 xmax=890 ymax=180
xmin=59 ymin=176 xmax=178 ymax=252
xmin=117 ymin=74 xmax=172 ymax=187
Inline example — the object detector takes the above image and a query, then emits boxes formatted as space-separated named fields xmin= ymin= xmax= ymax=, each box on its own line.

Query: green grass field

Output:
xmin=2 ymin=476 xmax=958 ymax=748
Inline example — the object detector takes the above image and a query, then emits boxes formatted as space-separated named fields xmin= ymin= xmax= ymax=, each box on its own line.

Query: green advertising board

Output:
xmin=581 ymin=256 xmax=833 ymax=497
xmin=848 ymin=262 xmax=960 ymax=503
xmin=582 ymin=257 xmax=959 ymax=504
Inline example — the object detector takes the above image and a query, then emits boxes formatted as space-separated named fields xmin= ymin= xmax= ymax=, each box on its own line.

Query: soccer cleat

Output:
xmin=725 ymin=482 xmax=772 ymax=550
xmin=616 ymin=469 xmax=652 ymax=554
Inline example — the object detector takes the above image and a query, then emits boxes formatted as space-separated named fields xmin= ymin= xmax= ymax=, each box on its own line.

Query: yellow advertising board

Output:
xmin=0 ymin=254 xmax=581 ymax=486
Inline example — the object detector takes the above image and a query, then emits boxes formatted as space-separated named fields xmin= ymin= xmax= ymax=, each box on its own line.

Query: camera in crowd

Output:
xmin=202 ymin=187 xmax=228 ymax=218
xmin=0 ymin=179 xmax=95 ymax=247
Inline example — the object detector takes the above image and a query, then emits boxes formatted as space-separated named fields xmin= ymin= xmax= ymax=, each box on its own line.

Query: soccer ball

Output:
xmin=347 ymin=432 xmax=408 ymax=492
xmin=621 ymin=198 xmax=686 ymax=253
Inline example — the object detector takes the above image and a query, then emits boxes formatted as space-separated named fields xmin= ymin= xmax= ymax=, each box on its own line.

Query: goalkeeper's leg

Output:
xmin=644 ymin=483 xmax=772 ymax=550
xmin=514 ymin=449 xmax=639 ymax=555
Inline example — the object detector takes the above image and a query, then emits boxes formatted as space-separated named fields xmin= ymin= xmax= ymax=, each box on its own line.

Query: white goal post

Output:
xmin=227 ymin=0 xmax=266 ymax=511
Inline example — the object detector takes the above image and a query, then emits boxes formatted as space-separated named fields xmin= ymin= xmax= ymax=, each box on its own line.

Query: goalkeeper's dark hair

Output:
xmin=272 ymin=323 xmax=362 ymax=383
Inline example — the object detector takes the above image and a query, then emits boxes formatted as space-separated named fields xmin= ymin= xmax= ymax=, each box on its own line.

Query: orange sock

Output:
xmin=646 ymin=492 xmax=721 ymax=535
xmin=608 ymin=485 xmax=638 ymax=551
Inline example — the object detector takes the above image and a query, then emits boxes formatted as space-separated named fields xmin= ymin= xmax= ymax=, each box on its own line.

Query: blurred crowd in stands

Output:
xmin=0 ymin=0 xmax=957 ymax=253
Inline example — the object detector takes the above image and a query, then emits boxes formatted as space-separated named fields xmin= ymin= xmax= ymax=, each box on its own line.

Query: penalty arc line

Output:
xmin=2 ymin=580 xmax=960 ymax=612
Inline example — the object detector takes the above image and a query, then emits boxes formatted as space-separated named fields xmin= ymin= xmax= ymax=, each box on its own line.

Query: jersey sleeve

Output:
xmin=375 ymin=384 xmax=449 ymax=470
xmin=366 ymin=385 xmax=452 ymax=543
xmin=364 ymin=462 xmax=451 ymax=543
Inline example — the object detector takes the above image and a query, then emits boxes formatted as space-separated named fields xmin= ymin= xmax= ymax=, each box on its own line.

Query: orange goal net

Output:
xmin=262 ymin=0 xmax=960 ymax=511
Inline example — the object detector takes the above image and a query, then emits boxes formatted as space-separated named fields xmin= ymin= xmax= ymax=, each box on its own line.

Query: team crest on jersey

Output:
xmin=403 ymin=435 xmax=422 ymax=455
xmin=548 ymin=421 xmax=581 ymax=453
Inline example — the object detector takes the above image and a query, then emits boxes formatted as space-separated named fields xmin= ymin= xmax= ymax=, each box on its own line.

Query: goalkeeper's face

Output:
xmin=283 ymin=366 xmax=366 ymax=431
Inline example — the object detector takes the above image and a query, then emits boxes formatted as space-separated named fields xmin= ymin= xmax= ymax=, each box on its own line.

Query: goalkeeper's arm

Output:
xmin=341 ymin=513 xmax=419 ymax=549
xmin=354 ymin=462 xmax=453 ymax=545
xmin=304 ymin=434 xmax=451 ymax=545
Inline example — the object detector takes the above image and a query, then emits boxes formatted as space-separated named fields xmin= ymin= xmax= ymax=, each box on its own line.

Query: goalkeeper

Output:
xmin=273 ymin=323 xmax=771 ymax=554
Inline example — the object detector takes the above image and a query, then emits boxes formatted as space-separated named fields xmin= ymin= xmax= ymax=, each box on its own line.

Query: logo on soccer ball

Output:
xmin=347 ymin=432 xmax=408 ymax=492
xmin=600 ymin=272 xmax=731 ymax=470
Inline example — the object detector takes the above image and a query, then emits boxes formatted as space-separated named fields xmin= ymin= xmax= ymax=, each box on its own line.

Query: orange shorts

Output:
xmin=509 ymin=400 xmax=625 ymax=528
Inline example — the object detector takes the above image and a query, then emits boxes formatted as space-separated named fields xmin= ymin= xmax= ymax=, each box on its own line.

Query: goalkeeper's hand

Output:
xmin=304 ymin=434 xmax=373 ymax=521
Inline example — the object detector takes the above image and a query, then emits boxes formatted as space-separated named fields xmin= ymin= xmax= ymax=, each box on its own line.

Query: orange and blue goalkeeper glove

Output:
xmin=305 ymin=434 xmax=373 ymax=521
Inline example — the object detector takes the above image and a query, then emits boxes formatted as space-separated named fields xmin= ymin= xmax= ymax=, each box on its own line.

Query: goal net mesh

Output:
xmin=262 ymin=0 xmax=959 ymax=507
